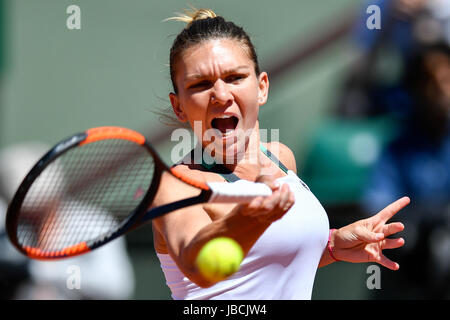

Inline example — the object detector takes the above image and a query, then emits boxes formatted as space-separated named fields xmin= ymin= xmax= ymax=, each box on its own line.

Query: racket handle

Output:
xmin=207 ymin=180 xmax=272 ymax=203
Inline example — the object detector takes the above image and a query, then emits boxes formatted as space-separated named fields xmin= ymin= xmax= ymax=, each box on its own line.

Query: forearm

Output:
xmin=178 ymin=206 xmax=271 ymax=287
xmin=318 ymin=247 xmax=336 ymax=268
xmin=318 ymin=229 xmax=338 ymax=268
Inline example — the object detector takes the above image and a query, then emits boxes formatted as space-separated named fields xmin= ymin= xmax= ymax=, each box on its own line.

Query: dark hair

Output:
xmin=168 ymin=9 xmax=260 ymax=93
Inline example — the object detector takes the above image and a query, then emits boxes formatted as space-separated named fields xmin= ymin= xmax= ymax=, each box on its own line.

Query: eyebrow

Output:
xmin=184 ymin=65 xmax=251 ymax=81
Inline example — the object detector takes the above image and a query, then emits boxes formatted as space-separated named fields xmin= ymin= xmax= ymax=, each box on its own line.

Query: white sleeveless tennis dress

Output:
xmin=155 ymin=170 xmax=330 ymax=300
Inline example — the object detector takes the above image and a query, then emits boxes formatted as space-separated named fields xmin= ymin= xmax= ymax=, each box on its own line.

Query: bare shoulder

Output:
xmin=264 ymin=141 xmax=297 ymax=174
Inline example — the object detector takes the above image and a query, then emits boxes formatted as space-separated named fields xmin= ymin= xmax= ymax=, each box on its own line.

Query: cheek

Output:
xmin=236 ymin=87 xmax=260 ymax=119
xmin=181 ymin=94 xmax=208 ymax=120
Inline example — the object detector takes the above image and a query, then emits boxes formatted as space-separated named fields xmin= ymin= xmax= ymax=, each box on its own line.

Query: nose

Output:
xmin=211 ymin=80 xmax=233 ymax=105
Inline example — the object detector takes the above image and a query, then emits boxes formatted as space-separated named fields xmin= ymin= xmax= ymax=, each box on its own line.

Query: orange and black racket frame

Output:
xmin=6 ymin=127 xmax=212 ymax=260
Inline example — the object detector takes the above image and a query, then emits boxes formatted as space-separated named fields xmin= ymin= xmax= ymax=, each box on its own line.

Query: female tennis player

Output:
xmin=151 ymin=8 xmax=410 ymax=299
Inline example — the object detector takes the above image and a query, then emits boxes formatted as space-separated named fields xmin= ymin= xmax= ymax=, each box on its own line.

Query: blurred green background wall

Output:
xmin=0 ymin=0 xmax=381 ymax=299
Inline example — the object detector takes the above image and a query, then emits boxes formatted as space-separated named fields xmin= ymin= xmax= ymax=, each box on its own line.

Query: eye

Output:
xmin=225 ymin=74 xmax=246 ymax=83
xmin=188 ymin=80 xmax=212 ymax=90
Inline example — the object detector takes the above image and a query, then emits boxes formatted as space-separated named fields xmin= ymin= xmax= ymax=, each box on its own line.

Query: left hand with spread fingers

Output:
xmin=329 ymin=197 xmax=410 ymax=270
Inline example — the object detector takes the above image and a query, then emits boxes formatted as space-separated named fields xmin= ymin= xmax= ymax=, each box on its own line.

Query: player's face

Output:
xmin=170 ymin=38 xmax=268 ymax=159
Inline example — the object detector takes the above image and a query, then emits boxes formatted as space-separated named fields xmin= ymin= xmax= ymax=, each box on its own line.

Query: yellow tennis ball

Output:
xmin=196 ymin=237 xmax=244 ymax=282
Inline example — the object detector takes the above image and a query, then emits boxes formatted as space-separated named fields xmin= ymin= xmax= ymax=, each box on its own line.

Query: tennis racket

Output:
xmin=5 ymin=126 xmax=272 ymax=260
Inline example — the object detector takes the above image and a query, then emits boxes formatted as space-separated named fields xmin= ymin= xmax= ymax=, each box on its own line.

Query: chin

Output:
xmin=212 ymin=137 xmax=251 ymax=165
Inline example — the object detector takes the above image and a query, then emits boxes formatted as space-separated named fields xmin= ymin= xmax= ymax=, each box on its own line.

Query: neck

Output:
xmin=202 ymin=123 xmax=264 ymax=180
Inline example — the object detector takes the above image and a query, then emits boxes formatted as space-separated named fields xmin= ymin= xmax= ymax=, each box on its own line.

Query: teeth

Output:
xmin=214 ymin=115 xmax=233 ymax=119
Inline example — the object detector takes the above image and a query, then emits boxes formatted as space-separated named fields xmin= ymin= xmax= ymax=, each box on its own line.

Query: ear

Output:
xmin=169 ymin=92 xmax=188 ymax=122
xmin=257 ymin=71 xmax=269 ymax=106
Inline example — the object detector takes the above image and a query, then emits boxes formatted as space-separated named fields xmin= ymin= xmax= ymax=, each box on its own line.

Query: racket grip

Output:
xmin=207 ymin=180 xmax=272 ymax=203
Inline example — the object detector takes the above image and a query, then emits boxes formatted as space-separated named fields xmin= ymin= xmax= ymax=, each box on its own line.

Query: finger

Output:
xmin=270 ymin=185 xmax=294 ymax=215
xmin=255 ymin=187 xmax=292 ymax=222
xmin=382 ymin=222 xmax=405 ymax=237
xmin=277 ymin=184 xmax=292 ymax=211
xmin=248 ymin=189 xmax=281 ymax=217
xmin=255 ymin=175 xmax=280 ymax=191
xmin=375 ymin=196 xmax=410 ymax=224
xmin=261 ymin=188 xmax=281 ymax=212
xmin=377 ymin=253 xmax=400 ymax=271
xmin=366 ymin=245 xmax=400 ymax=270
xmin=381 ymin=237 xmax=405 ymax=250
xmin=356 ymin=227 xmax=385 ymax=243
xmin=240 ymin=197 xmax=264 ymax=216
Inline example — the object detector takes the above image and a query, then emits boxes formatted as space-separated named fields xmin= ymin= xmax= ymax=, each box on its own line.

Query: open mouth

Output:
xmin=211 ymin=115 xmax=239 ymax=135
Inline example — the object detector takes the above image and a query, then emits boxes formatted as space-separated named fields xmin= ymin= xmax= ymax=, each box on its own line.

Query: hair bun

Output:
xmin=165 ymin=8 xmax=217 ymax=26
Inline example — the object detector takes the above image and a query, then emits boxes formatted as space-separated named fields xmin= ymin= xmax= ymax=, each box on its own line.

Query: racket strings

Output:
xmin=16 ymin=139 xmax=155 ymax=253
